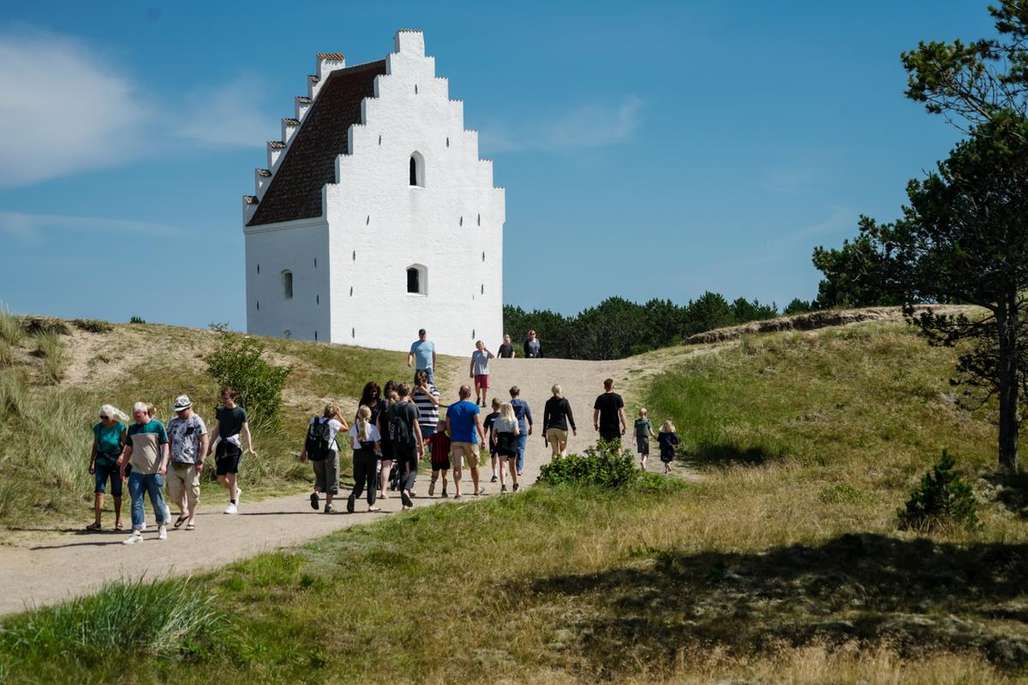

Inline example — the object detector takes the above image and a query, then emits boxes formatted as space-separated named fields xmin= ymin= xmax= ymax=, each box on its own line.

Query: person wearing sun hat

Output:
xmin=166 ymin=394 xmax=208 ymax=531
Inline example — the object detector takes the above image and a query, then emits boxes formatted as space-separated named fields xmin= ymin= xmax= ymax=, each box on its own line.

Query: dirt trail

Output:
xmin=0 ymin=353 xmax=684 ymax=617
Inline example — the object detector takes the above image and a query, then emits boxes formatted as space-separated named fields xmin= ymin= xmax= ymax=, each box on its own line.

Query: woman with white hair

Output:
xmin=87 ymin=404 xmax=129 ymax=531
xmin=542 ymin=384 xmax=576 ymax=458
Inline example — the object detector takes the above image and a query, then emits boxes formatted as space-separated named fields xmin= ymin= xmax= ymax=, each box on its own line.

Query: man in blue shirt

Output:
xmin=407 ymin=328 xmax=437 ymax=385
xmin=445 ymin=385 xmax=486 ymax=498
xmin=509 ymin=385 xmax=533 ymax=476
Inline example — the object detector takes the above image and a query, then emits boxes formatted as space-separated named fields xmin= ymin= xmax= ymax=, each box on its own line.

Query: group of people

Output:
xmin=88 ymin=387 xmax=255 ymax=544
xmin=87 ymin=328 xmax=681 ymax=542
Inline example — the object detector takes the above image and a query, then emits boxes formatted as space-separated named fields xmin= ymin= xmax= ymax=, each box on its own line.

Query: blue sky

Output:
xmin=0 ymin=1 xmax=992 ymax=329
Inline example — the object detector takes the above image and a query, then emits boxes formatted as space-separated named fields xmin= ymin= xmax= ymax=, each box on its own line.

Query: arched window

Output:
xmin=409 ymin=151 xmax=425 ymax=187
xmin=281 ymin=270 xmax=293 ymax=299
xmin=406 ymin=264 xmax=427 ymax=295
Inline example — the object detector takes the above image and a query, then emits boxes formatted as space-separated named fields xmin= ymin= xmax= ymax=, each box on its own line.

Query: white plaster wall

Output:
xmin=244 ymin=217 xmax=332 ymax=342
xmin=324 ymin=31 xmax=505 ymax=356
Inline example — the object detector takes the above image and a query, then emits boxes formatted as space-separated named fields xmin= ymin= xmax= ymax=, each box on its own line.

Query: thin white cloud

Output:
xmin=173 ymin=73 xmax=270 ymax=148
xmin=0 ymin=211 xmax=175 ymax=239
xmin=479 ymin=95 xmax=644 ymax=155
xmin=0 ymin=30 xmax=150 ymax=187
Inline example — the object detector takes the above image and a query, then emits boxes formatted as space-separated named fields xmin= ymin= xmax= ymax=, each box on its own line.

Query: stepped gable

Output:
xmin=248 ymin=59 xmax=388 ymax=227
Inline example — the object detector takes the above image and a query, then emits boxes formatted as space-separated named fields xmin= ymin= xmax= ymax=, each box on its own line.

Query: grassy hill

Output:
xmin=2 ymin=316 xmax=1028 ymax=683
xmin=0 ymin=313 xmax=455 ymax=527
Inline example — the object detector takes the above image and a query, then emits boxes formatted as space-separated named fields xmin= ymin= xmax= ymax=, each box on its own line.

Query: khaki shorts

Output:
xmin=546 ymin=428 xmax=568 ymax=453
xmin=450 ymin=441 xmax=479 ymax=471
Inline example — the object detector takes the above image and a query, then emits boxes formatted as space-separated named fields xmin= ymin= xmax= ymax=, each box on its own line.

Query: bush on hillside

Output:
xmin=204 ymin=332 xmax=290 ymax=431
xmin=22 ymin=316 xmax=69 ymax=336
xmin=898 ymin=450 xmax=979 ymax=532
xmin=129 ymin=316 xmax=146 ymax=324
xmin=72 ymin=318 xmax=114 ymax=334
xmin=539 ymin=442 xmax=640 ymax=488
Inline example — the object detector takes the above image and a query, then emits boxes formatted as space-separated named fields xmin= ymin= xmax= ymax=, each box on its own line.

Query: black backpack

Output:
xmin=387 ymin=402 xmax=415 ymax=447
xmin=304 ymin=417 xmax=335 ymax=461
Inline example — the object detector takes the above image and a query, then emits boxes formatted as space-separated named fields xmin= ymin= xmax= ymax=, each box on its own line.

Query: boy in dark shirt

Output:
xmin=483 ymin=398 xmax=501 ymax=483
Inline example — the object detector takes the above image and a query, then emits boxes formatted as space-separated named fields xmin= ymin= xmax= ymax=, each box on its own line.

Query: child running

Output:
xmin=657 ymin=420 xmax=680 ymax=475
xmin=492 ymin=401 xmax=521 ymax=492
xmin=483 ymin=398 xmax=501 ymax=483
xmin=634 ymin=408 xmax=657 ymax=470
xmin=346 ymin=405 xmax=381 ymax=513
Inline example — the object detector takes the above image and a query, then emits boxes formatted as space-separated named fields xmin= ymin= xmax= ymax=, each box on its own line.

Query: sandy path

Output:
xmin=0 ymin=354 xmax=674 ymax=616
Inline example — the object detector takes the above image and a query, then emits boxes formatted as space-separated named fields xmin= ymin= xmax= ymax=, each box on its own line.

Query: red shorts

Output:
xmin=474 ymin=374 xmax=490 ymax=389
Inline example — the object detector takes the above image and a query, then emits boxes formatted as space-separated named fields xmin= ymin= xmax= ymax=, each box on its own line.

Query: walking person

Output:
xmin=207 ymin=387 xmax=256 ymax=515
xmin=509 ymin=386 xmax=533 ymax=476
xmin=118 ymin=402 xmax=170 ymax=544
xmin=542 ymin=385 xmax=576 ymax=458
xmin=658 ymin=420 xmax=680 ymax=475
xmin=470 ymin=340 xmax=495 ymax=407
xmin=483 ymin=398 xmax=501 ymax=482
xmin=407 ymin=328 xmax=437 ymax=386
xmin=497 ymin=334 xmax=516 ymax=358
xmin=346 ymin=405 xmax=382 ymax=513
xmin=445 ymin=385 xmax=487 ymax=498
xmin=166 ymin=395 xmax=208 ymax=531
xmin=386 ymin=383 xmax=423 ymax=510
xmin=523 ymin=330 xmax=543 ymax=358
xmin=593 ymin=378 xmax=627 ymax=447
xmin=300 ymin=403 xmax=348 ymax=514
xmin=87 ymin=404 xmax=128 ymax=531
xmin=412 ymin=370 xmax=441 ymax=441
xmin=492 ymin=402 xmax=521 ymax=493
xmin=634 ymin=408 xmax=657 ymax=470
xmin=427 ymin=425 xmax=452 ymax=497
xmin=377 ymin=381 xmax=398 ymax=498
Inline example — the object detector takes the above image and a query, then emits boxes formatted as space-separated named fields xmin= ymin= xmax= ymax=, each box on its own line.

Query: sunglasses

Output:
xmin=99 ymin=415 xmax=109 ymax=420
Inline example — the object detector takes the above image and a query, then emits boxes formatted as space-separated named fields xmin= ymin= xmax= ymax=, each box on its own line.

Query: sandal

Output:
xmin=114 ymin=521 xmax=124 ymax=531
xmin=85 ymin=522 xmax=102 ymax=531
xmin=185 ymin=522 xmax=196 ymax=531
xmin=173 ymin=515 xmax=187 ymax=529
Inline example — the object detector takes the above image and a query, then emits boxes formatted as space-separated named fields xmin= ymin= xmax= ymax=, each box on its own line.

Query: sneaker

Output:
xmin=346 ymin=494 xmax=355 ymax=513
xmin=490 ymin=475 xmax=498 ymax=483
xmin=428 ymin=481 xmax=436 ymax=497
xmin=324 ymin=504 xmax=334 ymax=514
xmin=513 ymin=483 xmax=520 ymax=492
xmin=367 ymin=505 xmax=381 ymax=512
xmin=234 ymin=488 xmax=242 ymax=507
xmin=122 ymin=531 xmax=144 ymax=545
xmin=401 ymin=490 xmax=413 ymax=509
xmin=310 ymin=492 xmax=320 ymax=510
xmin=224 ymin=502 xmax=238 ymax=515
xmin=501 ymin=484 xmax=507 ymax=493
xmin=157 ymin=525 xmax=167 ymax=540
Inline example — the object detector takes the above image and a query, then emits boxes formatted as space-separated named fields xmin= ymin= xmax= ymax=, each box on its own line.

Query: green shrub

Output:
xmin=0 ymin=578 xmax=228 ymax=665
xmin=72 ymin=318 xmax=114 ymax=334
xmin=204 ymin=332 xmax=290 ymax=431
xmin=539 ymin=441 xmax=640 ymax=488
xmin=898 ymin=450 xmax=979 ymax=532
xmin=129 ymin=315 xmax=146 ymax=324
xmin=0 ymin=369 xmax=26 ymax=420
xmin=0 ymin=305 xmax=22 ymax=346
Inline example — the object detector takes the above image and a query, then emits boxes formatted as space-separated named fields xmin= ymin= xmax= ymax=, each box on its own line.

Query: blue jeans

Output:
xmin=128 ymin=472 xmax=168 ymax=531
xmin=516 ymin=432 xmax=528 ymax=473
xmin=415 ymin=368 xmax=434 ymax=386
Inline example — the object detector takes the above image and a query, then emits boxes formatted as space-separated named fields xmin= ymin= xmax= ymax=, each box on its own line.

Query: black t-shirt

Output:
xmin=593 ymin=392 xmax=624 ymax=436
xmin=498 ymin=343 xmax=515 ymax=358
xmin=216 ymin=405 xmax=247 ymax=439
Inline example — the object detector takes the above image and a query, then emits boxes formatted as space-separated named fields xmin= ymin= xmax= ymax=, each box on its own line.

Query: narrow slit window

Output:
xmin=409 ymin=152 xmax=425 ymax=187
xmin=281 ymin=270 xmax=293 ymax=299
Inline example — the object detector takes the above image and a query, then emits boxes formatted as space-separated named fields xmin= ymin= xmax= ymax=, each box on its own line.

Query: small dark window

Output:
xmin=477 ymin=213 xmax=481 ymax=226
xmin=378 ymin=134 xmax=382 ymax=145
xmin=256 ymin=264 xmax=260 ymax=274
xmin=351 ymin=327 xmax=355 ymax=339
xmin=256 ymin=300 xmax=260 ymax=311
xmin=480 ymin=284 xmax=484 ymax=295
xmin=282 ymin=270 xmax=293 ymax=299
xmin=472 ymin=329 xmax=476 ymax=339
xmin=349 ymin=286 xmax=353 ymax=296
xmin=482 ymin=251 xmax=486 ymax=262
xmin=414 ymin=84 xmax=419 ymax=95
xmin=409 ymin=152 xmax=425 ymax=187
xmin=459 ymin=216 xmax=463 ymax=227
xmin=446 ymin=136 xmax=450 ymax=147
xmin=352 ymin=250 xmax=356 ymax=262
xmin=316 ymin=294 xmax=320 ymax=305
xmin=313 ymin=258 xmax=317 ymax=268
xmin=410 ymin=157 xmax=417 ymax=185
xmin=314 ymin=330 xmax=318 ymax=341
xmin=407 ymin=267 xmax=420 ymax=294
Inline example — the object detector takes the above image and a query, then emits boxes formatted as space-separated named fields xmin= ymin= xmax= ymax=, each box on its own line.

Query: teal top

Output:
xmin=93 ymin=421 xmax=126 ymax=462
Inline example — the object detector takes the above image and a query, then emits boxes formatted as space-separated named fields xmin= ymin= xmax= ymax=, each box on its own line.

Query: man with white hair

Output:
xmin=166 ymin=395 xmax=208 ymax=531
xmin=117 ymin=401 xmax=170 ymax=544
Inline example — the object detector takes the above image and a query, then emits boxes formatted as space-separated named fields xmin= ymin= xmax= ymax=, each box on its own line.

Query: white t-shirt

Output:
xmin=348 ymin=422 xmax=381 ymax=450
xmin=308 ymin=417 xmax=344 ymax=451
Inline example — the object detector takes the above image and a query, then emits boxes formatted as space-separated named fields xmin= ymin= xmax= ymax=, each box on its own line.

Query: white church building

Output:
xmin=242 ymin=30 xmax=505 ymax=355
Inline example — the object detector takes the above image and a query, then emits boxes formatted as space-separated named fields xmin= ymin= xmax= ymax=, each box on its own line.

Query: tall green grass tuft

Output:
xmin=0 ymin=305 xmax=22 ymax=346
xmin=32 ymin=332 xmax=68 ymax=384
xmin=0 ymin=578 xmax=229 ymax=667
